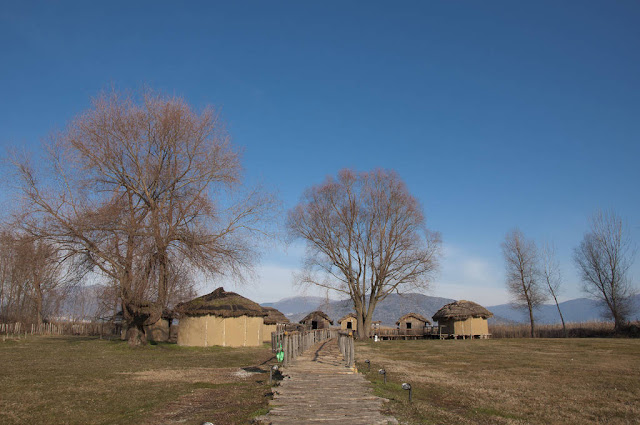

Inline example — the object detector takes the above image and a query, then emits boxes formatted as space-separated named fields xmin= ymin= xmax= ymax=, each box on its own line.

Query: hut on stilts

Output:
xmin=395 ymin=313 xmax=431 ymax=336
xmin=432 ymin=300 xmax=493 ymax=339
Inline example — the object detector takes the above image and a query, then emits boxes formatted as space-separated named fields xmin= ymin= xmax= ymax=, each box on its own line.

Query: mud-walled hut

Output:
xmin=396 ymin=313 xmax=431 ymax=332
xmin=432 ymin=300 xmax=493 ymax=338
xmin=262 ymin=307 xmax=289 ymax=343
xmin=176 ymin=287 xmax=267 ymax=347
xmin=338 ymin=313 xmax=358 ymax=331
xmin=300 ymin=310 xmax=333 ymax=330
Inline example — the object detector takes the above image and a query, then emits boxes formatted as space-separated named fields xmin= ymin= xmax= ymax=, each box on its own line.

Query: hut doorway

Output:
xmin=312 ymin=320 xmax=318 ymax=329
xmin=346 ymin=321 xmax=352 ymax=330
xmin=406 ymin=322 xmax=412 ymax=330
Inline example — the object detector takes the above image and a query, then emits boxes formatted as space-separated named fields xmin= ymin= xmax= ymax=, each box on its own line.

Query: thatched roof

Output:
xmin=175 ymin=287 xmax=267 ymax=318
xmin=262 ymin=307 xmax=290 ymax=325
xmin=338 ymin=313 xmax=357 ymax=324
xmin=396 ymin=312 xmax=431 ymax=325
xmin=299 ymin=310 xmax=334 ymax=325
xmin=432 ymin=300 xmax=494 ymax=321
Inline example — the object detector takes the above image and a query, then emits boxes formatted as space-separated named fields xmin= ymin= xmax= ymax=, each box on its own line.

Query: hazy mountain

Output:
xmin=487 ymin=294 xmax=640 ymax=324
xmin=262 ymin=293 xmax=640 ymax=326
xmin=262 ymin=293 xmax=459 ymax=326
xmin=261 ymin=296 xmax=331 ymax=317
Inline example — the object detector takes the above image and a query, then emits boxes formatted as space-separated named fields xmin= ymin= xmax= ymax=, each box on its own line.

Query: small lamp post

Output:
xmin=269 ymin=364 xmax=279 ymax=385
xmin=402 ymin=383 xmax=412 ymax=402
xmin=364 ymin=359 xmax=370 ymax=371
xmin=378 ymin=368 xmax=386 ymax=385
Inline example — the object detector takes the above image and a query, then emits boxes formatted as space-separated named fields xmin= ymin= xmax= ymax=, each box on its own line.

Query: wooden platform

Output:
xmin=256 ymin=338 xmax=398 ymax=425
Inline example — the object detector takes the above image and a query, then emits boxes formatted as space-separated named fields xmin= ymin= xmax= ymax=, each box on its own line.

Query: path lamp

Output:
xmin=364 ymin=359 xmax=370 ymax=371
xmin=402 ymin=383 xmax=412 ymax=402
xmin=269 ymin=365 xmax=279 ymax=385
xmin=378 ymin=368 xmax=386 ymax=385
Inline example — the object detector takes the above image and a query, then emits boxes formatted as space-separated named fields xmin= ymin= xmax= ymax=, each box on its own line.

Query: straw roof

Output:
xmin=299 ymin=310 xmax=334 ymax=325
xmin=175 ymin=287 xmax=267 ymax=318
xmin=338 ymin=313 xmax=357 ymax=324
xmin=262 ymin=307 xmax=290 ymax=325
xmin=432 ymin=300 xmax=494 ymax=321
xmin=396 ymin=312 xmax=431 ymax=325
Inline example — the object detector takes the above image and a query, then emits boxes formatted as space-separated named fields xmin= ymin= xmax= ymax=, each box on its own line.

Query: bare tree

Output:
xmin=574 ymin=210 xmax=636 ymax=331
xmin=541 ymin=242 xmax=567 ymax=337
xmin=0 ymin=229 xmax=70 ymax=324
xmin=287 ymin=168 xmax=441 ymax=338
xmin=12 ymin=89 xmax=274 ymax=345
xmin=502 ymin=229 xmax=546 ymax=337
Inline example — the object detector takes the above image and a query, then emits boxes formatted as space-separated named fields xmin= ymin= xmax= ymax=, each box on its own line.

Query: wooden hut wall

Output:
xmin=178 ymin=315 xmax=263 ymax=347
xmin=398 ymin=317 xmax=425 ymax=330
xmin=340 ymin=317 xmax=357 ymax=331
xmin=440 ymin=317 xmax=489 ymax=336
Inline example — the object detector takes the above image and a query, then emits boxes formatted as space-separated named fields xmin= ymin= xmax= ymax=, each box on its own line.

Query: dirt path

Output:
xmin=257 ymin=338 xmax=398 ymax=425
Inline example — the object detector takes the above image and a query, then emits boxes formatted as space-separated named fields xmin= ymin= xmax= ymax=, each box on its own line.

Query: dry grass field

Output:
xmin=356 ymin=338 xmax=640 ymax=425
xmin=0 ymin=335 xmax=275 ymax=425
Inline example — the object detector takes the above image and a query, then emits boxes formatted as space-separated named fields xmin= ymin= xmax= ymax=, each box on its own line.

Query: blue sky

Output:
xmin=1 ymin=1 xmax=639 ymax=305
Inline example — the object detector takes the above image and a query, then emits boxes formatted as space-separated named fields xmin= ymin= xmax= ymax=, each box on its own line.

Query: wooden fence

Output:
xmin=374 ymin=326 xmax=440 ymax=339
xmin=272 ymin=328 xmax=338 ymax=367
xmin=1 ymin=321 xmax=120 ymax=339
xmin=337 ymin=330 xmax=355 ymax=368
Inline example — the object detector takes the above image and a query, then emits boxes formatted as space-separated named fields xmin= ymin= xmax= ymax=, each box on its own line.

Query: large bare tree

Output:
xmin=12 ymin=89 xmax=274 ymax=345
xmin=287 ymin=169 xmax=441 ymax=338
xmin=502 ymin=229 xmax=546 ymax=337
xmin=574 ymin=210 xmax=636 ymax=331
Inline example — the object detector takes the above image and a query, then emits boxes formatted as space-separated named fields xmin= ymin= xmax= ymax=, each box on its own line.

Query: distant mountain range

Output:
xmin=261 ymin=293 xmax=640 ymax=326
xmin=487 ymin=295 xmax=640 ymax=324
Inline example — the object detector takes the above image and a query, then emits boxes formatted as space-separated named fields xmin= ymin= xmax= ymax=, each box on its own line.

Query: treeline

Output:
xmin=0 ymin=230 xmax=71 ymax=324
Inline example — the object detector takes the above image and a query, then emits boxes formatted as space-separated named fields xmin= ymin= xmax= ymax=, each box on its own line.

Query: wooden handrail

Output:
xmin=271 ymin=328 xmax=338 ymax=366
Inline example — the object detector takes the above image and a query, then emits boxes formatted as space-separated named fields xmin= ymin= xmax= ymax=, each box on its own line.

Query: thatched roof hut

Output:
xmin=176 ymin=287 xmax=267 ymax=318
xmin=338 ymin=313 xmax=357 ymax=331
xmin=338 ymin=313 xmax=356 ymax=324
xmin=432 ymin=300 xmax=493 ymax=321
xmin=432 ymin=300 xmax=493 ymax=339
xmin=396 ymin=312 xmax=431 ymax=327
xmin=176 ymin=287 xmax=267 ymax=347
xmin=261 ymin=306 xmax=290 ymax=343
xmin=262 ymin=307 xmax=290 ymax=325
xmin=300 ymin=310 xmax=333 ymax=329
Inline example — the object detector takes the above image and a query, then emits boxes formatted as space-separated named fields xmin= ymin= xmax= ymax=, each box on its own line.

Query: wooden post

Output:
xmin=349 ymin=334 xmax=355 ymax=368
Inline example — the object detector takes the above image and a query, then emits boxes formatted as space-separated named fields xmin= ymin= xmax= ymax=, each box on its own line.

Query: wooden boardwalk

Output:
xmin=257 ymin=338 xmax=398 ymax=425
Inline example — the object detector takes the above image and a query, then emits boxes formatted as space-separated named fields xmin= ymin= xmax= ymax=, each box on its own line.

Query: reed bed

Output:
xmin=488 ymin=321 xmax=640 ymax=338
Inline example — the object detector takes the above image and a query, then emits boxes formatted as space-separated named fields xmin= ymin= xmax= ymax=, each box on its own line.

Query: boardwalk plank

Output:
xmin=255 ymin=339 xmax=397 ymax=425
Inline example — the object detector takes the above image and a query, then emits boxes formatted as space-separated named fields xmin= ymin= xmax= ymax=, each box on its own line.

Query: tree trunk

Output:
xmin=552 ymin=296 xmax=567 ymax=338
xmin=355 ymin=306 xmax=368 ymax=339
xmin=528 ymin=302 xmax=535 ymax=338
xmin=126 ymin=323 xmax=147 ymax=347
